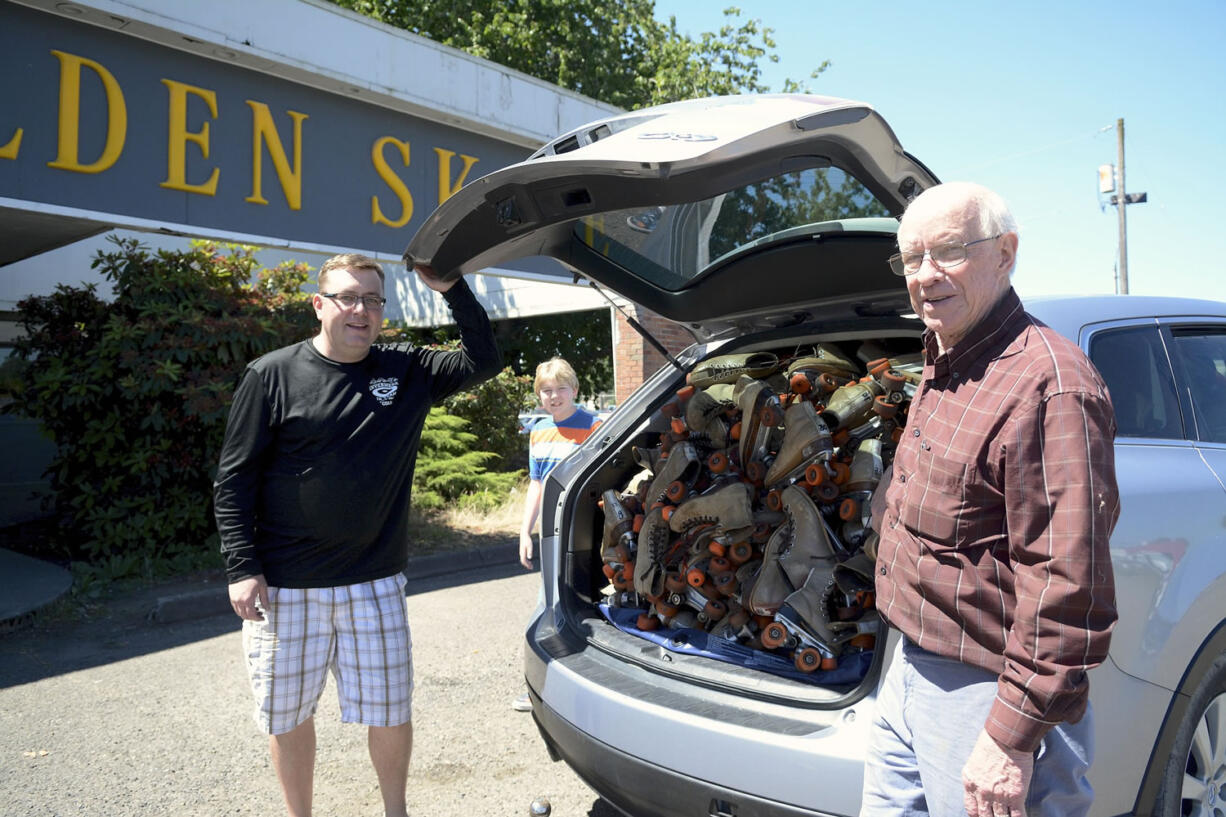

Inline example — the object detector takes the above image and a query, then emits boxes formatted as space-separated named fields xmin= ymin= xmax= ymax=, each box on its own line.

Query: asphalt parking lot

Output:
xmin=0 ymin=560 xmax=620 ymax=816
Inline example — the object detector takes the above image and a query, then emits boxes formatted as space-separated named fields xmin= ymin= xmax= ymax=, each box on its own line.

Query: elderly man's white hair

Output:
xmin=904 ymin=181 xmax=1019 ymax=274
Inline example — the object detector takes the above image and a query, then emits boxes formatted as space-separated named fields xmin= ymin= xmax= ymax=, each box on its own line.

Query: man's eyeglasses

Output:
xmin=887 ymin=234 xmax=1002 ymax=277
xmin=321 ymin=292 xmax=387 ymax=310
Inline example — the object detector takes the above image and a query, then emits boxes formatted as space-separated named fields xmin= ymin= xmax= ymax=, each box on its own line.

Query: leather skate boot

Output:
xmin=743 ymin=486 xmax=835 ymax=616
xmin=820 ymin=378 xmax=885 ymax=434
xmin=631 ymin=445 xmax=663 ymax=475
xmin=785 ymin=345 xmax=860 ymax=396
xmin=770 ymin=577 xmax=881 ymax=656
xmin=600 ymin=489 xmax=637 ymax=566
xmin=733 ymin=375 xmax=784 ymax=481
xmin=634 ymin=505 xmax=672 ymax=597
xmin=687 ymin=352 xmax=779 ymax=390
xmin=684 ymin=383 xmax=736 ymax=447
xmin=668 ymin=481 xmax=754 ymax=535
xmin=644 ymin=441 xmax=701 ymax=509
xmin=764 ymin=401 xmax=834 ymax=486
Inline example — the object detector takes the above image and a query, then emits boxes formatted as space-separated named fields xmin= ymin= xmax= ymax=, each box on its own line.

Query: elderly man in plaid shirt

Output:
xmin=861 ymin=182 xmax=1119 ymax=817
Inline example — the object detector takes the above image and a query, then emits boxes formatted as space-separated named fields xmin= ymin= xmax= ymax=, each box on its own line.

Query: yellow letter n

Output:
xmin=245 ymin=100 xmax=307 ymax=210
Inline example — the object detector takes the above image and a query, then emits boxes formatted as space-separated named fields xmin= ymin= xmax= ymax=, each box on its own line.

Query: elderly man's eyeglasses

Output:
xmin=887 ymin=234 xmax=1002 ymax=277
xmin=321 ymin=292 xmax=386 ymax=310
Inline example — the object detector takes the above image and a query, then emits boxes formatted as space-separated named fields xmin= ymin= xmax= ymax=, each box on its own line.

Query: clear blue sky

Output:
xmin=653 ymin=0 xmax=1226 ymax=303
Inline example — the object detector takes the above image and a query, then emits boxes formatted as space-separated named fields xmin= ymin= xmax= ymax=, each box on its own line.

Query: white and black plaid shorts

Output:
xmin=242 ymin=573 xmax=413 ymax=735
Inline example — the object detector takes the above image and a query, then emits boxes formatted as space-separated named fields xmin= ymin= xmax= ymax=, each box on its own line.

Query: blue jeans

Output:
xmin=860 ymin=637 xmax=1094 ymax=817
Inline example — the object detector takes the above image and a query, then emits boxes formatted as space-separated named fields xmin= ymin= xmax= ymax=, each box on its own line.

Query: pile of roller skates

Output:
xmin=598 ymin=343 xmax=920 ymax=676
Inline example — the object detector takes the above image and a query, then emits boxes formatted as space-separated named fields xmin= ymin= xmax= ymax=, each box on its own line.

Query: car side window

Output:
xmin=1168 ymin=326 xmax=1226 ymax=444
xmin=1089 ymin=326 xmax=1183 ymax=439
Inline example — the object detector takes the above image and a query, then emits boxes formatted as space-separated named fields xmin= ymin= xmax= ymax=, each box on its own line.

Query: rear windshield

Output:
xmin=573 ymin=166 xmax=890 ymax=291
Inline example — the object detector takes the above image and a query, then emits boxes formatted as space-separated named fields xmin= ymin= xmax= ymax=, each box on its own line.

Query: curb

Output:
xmin=147 ymin=542 xmax=521 ymax=625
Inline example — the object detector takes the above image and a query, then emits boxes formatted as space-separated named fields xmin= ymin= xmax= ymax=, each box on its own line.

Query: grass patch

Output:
xmin=408 ymin=479 xmax=526 ymax=554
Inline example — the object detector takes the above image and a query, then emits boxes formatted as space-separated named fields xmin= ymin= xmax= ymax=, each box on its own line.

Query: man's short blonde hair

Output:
xmin=319 ymin=253 xmax=385 ymax=288
xmin=534 ymin=357 xmax=579 ymax=395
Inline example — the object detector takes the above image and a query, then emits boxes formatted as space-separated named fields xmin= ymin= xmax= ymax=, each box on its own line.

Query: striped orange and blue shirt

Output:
xmin=528 ymin=407 xmax=602 ymax=482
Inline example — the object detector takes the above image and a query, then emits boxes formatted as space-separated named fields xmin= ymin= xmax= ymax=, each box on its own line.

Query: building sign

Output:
xmin=0 ymin=2 xmax=530 ymax=257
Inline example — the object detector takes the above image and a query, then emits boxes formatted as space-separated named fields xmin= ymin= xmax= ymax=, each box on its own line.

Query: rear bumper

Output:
xmin=530 ymin=690 xmax=845 ymax=817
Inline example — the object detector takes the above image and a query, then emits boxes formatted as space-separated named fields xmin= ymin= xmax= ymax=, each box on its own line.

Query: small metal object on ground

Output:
xmin=529 ymin=796 xmax=551 ymax=815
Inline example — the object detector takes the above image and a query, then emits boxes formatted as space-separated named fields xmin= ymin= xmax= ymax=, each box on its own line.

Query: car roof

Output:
xmin=1026 ymin=294 xmax=1226 ymax=344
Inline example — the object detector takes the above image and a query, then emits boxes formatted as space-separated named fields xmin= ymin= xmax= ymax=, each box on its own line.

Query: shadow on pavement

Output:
xmin=0 ymin=559 xmax=532 ymax=690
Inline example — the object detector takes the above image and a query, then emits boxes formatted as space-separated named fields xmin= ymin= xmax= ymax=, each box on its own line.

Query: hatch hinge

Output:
xmin=578 ymin=274 xmax=684 ymax=373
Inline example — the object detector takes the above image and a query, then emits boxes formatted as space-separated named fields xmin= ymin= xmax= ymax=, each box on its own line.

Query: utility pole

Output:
xmin=1115 ymin=118 xmax=1129 ymax=293
xmin=1101 ymin=118 xmax=1147 ymax=294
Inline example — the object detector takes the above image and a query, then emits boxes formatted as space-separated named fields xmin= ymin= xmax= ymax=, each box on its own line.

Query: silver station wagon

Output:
xmin=405 ymin=95 xmax=1226 ymax=817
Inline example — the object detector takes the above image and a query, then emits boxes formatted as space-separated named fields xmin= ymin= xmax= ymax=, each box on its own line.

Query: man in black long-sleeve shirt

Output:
xmin=214 ymin=253 xmax=500 ymax=817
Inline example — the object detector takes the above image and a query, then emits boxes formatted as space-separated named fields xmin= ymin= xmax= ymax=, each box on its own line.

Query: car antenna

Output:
xmin=578 ymin=275 xmax=684 ymax=372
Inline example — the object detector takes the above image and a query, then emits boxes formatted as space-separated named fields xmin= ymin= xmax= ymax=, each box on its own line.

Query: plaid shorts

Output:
xmin=242 ymin=573 xmax=413 ymax=735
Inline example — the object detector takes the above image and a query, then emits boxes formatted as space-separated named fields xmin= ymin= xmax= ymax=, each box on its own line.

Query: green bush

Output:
xmin=444 ymin=366 xmax=536 ymax=472
xmin=413 ymin=407 xmax=523 ymax=510
xmin=2 ymin=237 xmax=315 ymax=574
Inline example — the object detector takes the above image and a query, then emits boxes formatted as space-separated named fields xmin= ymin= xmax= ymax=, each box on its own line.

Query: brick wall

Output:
xmin=611 ymin=304 xmax=693 ymax=406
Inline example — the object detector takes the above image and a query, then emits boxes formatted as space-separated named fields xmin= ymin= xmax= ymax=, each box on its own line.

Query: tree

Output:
xmin=327 ymin=1 xmax=827 ymax=108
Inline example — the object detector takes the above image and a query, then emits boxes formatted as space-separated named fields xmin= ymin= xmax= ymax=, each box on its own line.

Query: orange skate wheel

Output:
xmin=666 ymin=480 xmax=687 ymax=503
xmin=746 ymin=461 xmax=766 ymax=484
xmin=708 ymin=540 xmax=727 ymax=558
xmin=621 ymin=561 xmax=635 ymax=583
xmin=850 ymin=634 xmax=876 ymax=649
xmin=655 ymin=601 xmax=679 ymax=618
xmin=708 ymin=451 xmax=728 ymax=473
xmin=794 ymin=647 xmax=822 ymax=673
xmin=751 ymin=522 xmax=773 ymax=543
xmin=873 ymin=395 xmax=899 ymax=419
xmin=820 ymin=656 xmax=838 ymax=671
xmin=713 ymin=572 xmax=738 ymax=596
xmin=866 ymin=358 xmax=890 ymax=375
xmin=670 ymin=416 xmax=687 ymax=436
xmin=729 ymin=421 xmax=742 ymax=441
xmin=686 ymin=565 xmax=707 ymax=587
xmin=676 ymin=384 xmax=695 ymax=401
xmin=804 ymin=462 xmax=826 ymax=486
xmin=665 ymin=573 xmax=688 ymax=594
xmin=703 ymin=600 xmax=727 ymax=619
xmin=602 ymin=563 xmax=617 ymax=579
xmin=708 ymin=556 xmax=731 ymax=574
xmin=632 ymin=513 xmax=645 ymax=534
xmin=790 ymin=372 xmax=812 ymax=395
xmin=839 ymin=497 xmax=860 ymax=521
xmin=881 ymin=370 xmax=905 ymax=393
xmin=766 ymin=490 xmax=783 ymax=512
xmin=817 ymin=482 xmax=840 ymax=502
xmin=831 ymin=461 xmax=850 ymax=485
xmin=729 ymin=541 xmax=753 ymax=564
xmin=637 ymin=613 xmax=660 ymax=631
xmin=762 ymin=621 xmax=790 ymax=649
xmin=661 ymin=505 xmax=674 ymax=522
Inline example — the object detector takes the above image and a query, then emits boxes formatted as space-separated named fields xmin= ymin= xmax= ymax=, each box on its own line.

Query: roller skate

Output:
xmin=644 ymin=440 xmax=701 ymax=509
xmin=764 ymin=400 xmax=834 ymax=487
xmin=742 ymin=485 xmax=836 ymax=617
xmin=668 ymin=481 xmax=754 ymax=536
xmin=687 ymin=352 xmax=780 ymax=390
xmin=733 ymin=375 xmax=784 ymax=485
